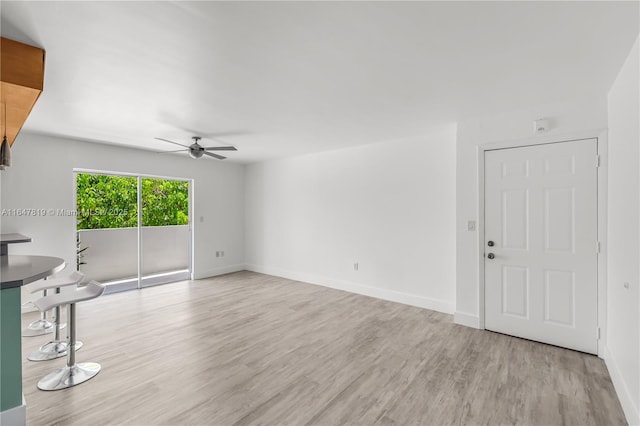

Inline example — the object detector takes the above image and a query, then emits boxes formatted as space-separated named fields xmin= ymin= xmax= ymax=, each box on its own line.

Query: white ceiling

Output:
xmin=1 ymin=1 xmax=638 ymax=163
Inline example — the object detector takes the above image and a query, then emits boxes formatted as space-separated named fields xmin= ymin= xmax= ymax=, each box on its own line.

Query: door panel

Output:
xmin=484 ymin=139 xmax=598 ymax=354
xmin=502 ymin=265 xmax=529 ymax=318
xmin=544 ymin=187 xmax=575 ymax=252
xmin=544 ymin=269 xmax=575 ymax=327
xmin=502 ymin=189 xmax=529 ymax=250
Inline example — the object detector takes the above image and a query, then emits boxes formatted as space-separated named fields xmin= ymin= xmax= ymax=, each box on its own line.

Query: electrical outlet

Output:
xmin=221 ymin=251 xmax=225 ymax=257
xmin=354 ymin=262 xmax=359 ymax=271
xmin=215 ymin=251 xmax=220 ymax=258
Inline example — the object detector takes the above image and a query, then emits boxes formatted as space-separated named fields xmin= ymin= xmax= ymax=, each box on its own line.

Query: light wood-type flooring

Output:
xmin=21 ymin=271 xmax=626 ymax=425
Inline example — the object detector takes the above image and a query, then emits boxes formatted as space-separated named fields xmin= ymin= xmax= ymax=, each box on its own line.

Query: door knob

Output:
xmin=487 ymin=253 xmax=495 ymax=259
xmin=487 ymin=241 xmax=494 ymax=247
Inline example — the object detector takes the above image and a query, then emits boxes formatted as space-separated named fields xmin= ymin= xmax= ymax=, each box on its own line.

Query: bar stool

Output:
xmin=36 ymin=280 xmax=105 ymax=391
xmin=22 ymin=271 xmax=84 ymax=337
xmin=22 ymin=266 xmax=76 ymax=337
xmin=27 ymin=271 xmax=85 ymax=361
xmin=22 ymin=270 xmax=66 ymax=337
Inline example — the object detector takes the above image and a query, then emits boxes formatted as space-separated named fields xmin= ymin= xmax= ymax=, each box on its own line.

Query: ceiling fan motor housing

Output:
xmin=189 ymin=144 xmax=205 ymax=159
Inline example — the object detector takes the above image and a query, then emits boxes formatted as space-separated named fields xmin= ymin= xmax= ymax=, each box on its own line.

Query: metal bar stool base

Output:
xmin=27 ymin=341 xmax=83 ymax=362
xmin=22 ymin=319 xmax=56 ymax=337
xmin=37 ymin=362 xmax=101 ymax=390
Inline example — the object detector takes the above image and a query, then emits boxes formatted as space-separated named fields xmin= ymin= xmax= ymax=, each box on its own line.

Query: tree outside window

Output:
xmin=76 ymin=174 xmax=189 ymax=230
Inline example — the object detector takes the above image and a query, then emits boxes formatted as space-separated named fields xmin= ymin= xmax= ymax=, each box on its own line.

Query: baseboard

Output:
xmin=194 ymin=264 xmax=245 ymax=280
xmin=454 ymin=311 xmax=480 ymax=329
xmin=0 ymin=395 xmax=26 ymax=426
xmin=245 ymin=264 xmax=454 ymax=314
xmin=603 ymin=345 xmax=640 ymax=425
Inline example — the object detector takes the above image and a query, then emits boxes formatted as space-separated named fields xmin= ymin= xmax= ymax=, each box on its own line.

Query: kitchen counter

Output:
xmin=0 ymin=233 xmax=32 ymax=256
xmin=1 ymin=255 xmax=65 ymax=290
xmin=0 ymin=240 xmax=64 ymax=425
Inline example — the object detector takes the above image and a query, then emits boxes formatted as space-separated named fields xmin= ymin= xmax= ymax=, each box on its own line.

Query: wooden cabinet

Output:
xmin=1 ymin=37 xmax=45 ymax=147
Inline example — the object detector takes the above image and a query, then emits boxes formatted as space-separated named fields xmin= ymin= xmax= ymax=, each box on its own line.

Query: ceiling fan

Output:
xmin=154 ymin=136 xmax=237 ymax=160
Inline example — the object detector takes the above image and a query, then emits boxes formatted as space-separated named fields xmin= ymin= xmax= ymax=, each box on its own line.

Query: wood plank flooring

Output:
xmin=21 ymin=271 xmax=626 ymax=425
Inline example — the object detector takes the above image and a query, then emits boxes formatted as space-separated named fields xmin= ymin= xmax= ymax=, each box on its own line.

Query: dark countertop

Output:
xmin=0 ymin=255 xmax=65 ymax=290
xmin=0 ymin=233 xmax=32 ymax=245
xmin=1 ymin=233 xmax=33 ymax=256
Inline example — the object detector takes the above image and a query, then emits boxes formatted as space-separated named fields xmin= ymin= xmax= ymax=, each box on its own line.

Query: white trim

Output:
xmin=137 ymin=176 xmax=142 ymax=288
xmin=194 ymin=264 xmax=246 ymax=280
xmin=477 ymin=130 xmax=607 ymax=358
xmin=77 ymin=224 xmax=190 ymax=232
xmin=98 ymin=270 xmax=191 ymax=295
xmin=475 ymin=129 xmax=607 ymax=152
xmin=189 ymin=179 xmax=195 ymax=280
xmin=0 ymin=395 xmax=26 ymax=426
xmin=73 ymin=167 xmax=190 ymax=182
xmin=596 ymin=130 xmax=608 ymax=358
xmin=476 ymin=145 xmax=486 ymax=329
xmin=245 ymin=264 xmax=455 ymax=314
xmin=454 ymin=311 xmax=480 ymax=328
xmin=604 ymin=345 xmax=640 ymax=425
xmin=140 ymin=270 xmax=190 ymax=288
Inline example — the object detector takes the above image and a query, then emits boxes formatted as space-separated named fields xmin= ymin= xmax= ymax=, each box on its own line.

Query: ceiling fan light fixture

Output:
xmin=189 ymin=149 xmax=204 ymax=159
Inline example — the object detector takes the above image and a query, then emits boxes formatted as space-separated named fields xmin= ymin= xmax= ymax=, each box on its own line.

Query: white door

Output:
xmin=484 ymin=139 xmax=598 ymax=354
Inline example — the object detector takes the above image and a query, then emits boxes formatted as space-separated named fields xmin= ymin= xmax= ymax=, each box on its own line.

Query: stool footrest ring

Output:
xmin=22 ymin=319 xmax=55 ymax=337
xmin=28 ymin=341 xmax=83 ymax=362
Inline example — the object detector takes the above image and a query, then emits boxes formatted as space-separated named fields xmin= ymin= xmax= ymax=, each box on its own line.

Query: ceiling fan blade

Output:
xmin=154 ymin=149 xmax=190 ymax=153
xmin=154 ymin=137 xmax=191 ymax=149
xmin=203 ymin=146 xmax=238 ymax=151
xmin=202 ymin=151 xmax=227 ymax=160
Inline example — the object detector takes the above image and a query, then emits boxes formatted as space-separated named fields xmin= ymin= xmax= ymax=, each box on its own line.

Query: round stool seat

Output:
xmin=33 ymin=280 xmax=103 ymax=312
xmin=22 ymin=270 xmax=84 ymax=337
xmin=28 ymin=271 xmax=85 ymax=294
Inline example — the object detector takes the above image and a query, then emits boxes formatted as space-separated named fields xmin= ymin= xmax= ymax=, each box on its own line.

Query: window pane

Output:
xmin=76 ymin=173 xmax=138 ymax=230
xmin=141 ymin=178 xmax=189 ymax=227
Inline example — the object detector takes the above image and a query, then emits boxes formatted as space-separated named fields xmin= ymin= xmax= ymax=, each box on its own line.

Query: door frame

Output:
xmin=73 ymin=168 xmax=195 ymax=289
xmin=476 ymin=130 xmax=608 ymax=357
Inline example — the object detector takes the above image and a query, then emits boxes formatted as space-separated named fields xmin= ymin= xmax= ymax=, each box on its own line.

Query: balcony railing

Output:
xmin=78 ymin=225 xmax=189 ymax=291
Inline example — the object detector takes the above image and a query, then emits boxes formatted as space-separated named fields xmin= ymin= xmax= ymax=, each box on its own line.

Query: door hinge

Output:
xmin=597 ymin=241 xmax=601 ymax=254
xmin=597 ymin=328 xmax=601 ymax=339
xmin=596 ymin=155 xmax=601 ymax=168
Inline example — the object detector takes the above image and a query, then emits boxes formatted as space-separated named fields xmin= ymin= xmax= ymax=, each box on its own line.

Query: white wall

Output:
xmin=606 ymin=35 xmax=640 ymax=425
xmin=244 ymin=125 xmax=457 ymax=313
xmin=454 ymin=97 xmax=608 ymax=326
xmin=0 ymin=132 xmax=245 ymax=303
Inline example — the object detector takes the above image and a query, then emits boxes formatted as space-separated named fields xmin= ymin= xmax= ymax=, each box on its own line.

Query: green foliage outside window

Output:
xmin=141 ymin=178 xmax=189 ymax=226
xmin=76 ymin=174 xmax=189 ymax=230
xmin=76 ymin=174 xmax=138 ymax=229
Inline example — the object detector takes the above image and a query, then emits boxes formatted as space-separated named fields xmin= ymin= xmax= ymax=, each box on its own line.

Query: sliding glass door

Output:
xmin=140 ymin=178 xmax=190 ymax=287
xmin=76 ymin=173 xmax=140 ymax=292
xmin=75 ymin=171 xmax=192 ymax=293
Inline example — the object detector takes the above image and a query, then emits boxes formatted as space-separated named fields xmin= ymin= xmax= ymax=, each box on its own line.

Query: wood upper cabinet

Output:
xmin=1 ymin=37 xmax=46 ymax=147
